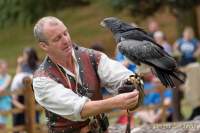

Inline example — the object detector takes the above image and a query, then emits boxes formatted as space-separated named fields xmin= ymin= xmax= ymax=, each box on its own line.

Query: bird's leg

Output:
xmin=128 ymin=73 xmax=144 ymax=111
xmin=129 ymin=73 xmax=144 ymax=86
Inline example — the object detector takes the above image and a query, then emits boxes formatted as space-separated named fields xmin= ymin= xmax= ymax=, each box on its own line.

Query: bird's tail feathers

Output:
xmin=154 ymin=69 xmax=175 ymax=88
xmin=171 ymin=69 xmax=187 ymax=84
xmin=154 ymin=68 xmax=186 ymax=88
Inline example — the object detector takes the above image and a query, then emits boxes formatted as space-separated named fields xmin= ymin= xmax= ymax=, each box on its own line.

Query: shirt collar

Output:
xmin=59 ymin=49 xmax=82 ymax=85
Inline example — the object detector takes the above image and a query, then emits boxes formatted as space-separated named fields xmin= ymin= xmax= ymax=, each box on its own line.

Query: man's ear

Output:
xmin=39 ymin=42 xmax=48 ymax=51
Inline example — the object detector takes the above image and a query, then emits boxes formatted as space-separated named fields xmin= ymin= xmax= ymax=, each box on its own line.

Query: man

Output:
xmin=33 ymin=16 xmax=140 ymax=133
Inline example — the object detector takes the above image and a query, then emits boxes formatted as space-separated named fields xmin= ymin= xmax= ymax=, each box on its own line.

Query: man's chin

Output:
xmin=64 ymin=48 xmax=72 ymax=55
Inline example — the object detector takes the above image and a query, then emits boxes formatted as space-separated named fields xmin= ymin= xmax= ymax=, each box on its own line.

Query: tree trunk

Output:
xmin=196 ymin=5 xmax=200 ymax=38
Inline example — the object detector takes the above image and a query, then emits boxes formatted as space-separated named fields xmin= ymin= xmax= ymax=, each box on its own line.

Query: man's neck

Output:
xmin=49 ymin=54 xmax=75 ymax=73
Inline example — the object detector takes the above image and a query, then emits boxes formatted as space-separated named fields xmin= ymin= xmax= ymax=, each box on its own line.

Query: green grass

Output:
xmin=181 ymin=100 xmax=192 ymax=119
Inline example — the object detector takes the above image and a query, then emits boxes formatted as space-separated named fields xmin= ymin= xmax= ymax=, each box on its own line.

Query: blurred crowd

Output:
xmin=0 ymin=47 xmax=39 ymax=132
xmin=0 ymin=18 xmax=200 ymax=130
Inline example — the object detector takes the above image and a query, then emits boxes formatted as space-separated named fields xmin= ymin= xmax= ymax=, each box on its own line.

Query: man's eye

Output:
xmin=64 ymin=32 xmax=67 ymax=36
xmin=54 ymin=36 xmax=61 ymax=42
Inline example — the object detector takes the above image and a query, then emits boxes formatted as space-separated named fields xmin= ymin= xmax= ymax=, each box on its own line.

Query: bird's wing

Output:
xmin=118 ymin=40 xmax=176 ymax=71
xmin=118 ymin=22 xmax=135 ymax=32
xmin=120 ymin=28 xmax=164 ymax=49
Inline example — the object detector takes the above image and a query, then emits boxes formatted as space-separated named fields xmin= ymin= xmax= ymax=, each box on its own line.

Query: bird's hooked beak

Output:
xmin=100 ymin=21 xmax=106 ymax=27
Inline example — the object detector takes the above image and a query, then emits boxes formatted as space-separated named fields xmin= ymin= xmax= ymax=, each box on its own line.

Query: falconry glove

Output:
xmin=118 ymin=73 xmax=144 ymax=111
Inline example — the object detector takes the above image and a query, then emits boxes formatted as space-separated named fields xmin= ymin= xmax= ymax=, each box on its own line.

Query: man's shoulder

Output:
xmin=75 ymin=45 xmax=103 ymax=58
xmin=33 ymin=57 xmax=51 ymax=78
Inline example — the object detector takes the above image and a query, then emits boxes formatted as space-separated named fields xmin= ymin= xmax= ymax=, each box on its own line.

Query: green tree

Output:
xmin=0 ymin=0 xmax=90 ymax=27
xmin=111 ymin=0 xmax=200 ymax=37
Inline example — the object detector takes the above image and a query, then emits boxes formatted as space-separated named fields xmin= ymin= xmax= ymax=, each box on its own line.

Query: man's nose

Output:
xmin=61 ymin=35 xmax=68 ymax=44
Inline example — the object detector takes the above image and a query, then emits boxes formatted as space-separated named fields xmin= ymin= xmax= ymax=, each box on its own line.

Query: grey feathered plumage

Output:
xmin=100 ymin=17 xmax=186 ymax=87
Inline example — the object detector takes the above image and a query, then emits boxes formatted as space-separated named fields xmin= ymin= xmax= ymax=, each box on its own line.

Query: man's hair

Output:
xmin=33 ymin=16 xmax=63 ymax=43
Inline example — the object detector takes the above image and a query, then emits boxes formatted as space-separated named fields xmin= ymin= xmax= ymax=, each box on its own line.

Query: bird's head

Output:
xmin=100 ymin=17 xmax=137 ymax=34
xmin=100 ymin=17 xmax=121 ymax=32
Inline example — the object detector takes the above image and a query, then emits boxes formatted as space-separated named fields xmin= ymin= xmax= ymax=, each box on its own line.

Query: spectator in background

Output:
xmin=11 ymin=47 xmax=39 ymax=130
xmin=136 ymin=72 xmax=173 ymax=123
xmin=173 ymin=26 xmax=200 ymax=66
xmin=172 ymin=27 xmax=198 ymax=121
xmin=147 ymin=19 xmax=160 ymax=38
xmin=16 ymin=47 xmax=39 ymax=74
xmin=0 ymin=60 xmax=12 ymax=129
xmin=153 ymin=31 xmax=173 ymax=122
xmin=135 ymin=72 xmax=159 ymax=124
xmin=175 ymin=28 xmax=200 ymax=120
xmin=11 ymin=47 xmax=39 ymax=91
xmin=154 ymin=31 xmax=172 ymax=55
xmin=115 ymin=49 xmax=137 ymax=73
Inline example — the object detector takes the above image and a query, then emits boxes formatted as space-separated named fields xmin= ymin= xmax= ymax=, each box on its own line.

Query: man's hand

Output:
xmin=80 ymin=74 xmax=143 ymax=118
xmin=118 ymin=74 xmax=144 ymax=110
xmin=116 ymin=90 xmax=139 ymax=110
xmin=80 ymin=89 xmax=139 ymax=119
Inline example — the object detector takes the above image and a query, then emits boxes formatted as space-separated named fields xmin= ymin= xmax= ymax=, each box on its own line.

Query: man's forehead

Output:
xmin=43 ymin=22 xmax=67 ymax=37
xmin=43 ymin=20 xmax=66 ymax=30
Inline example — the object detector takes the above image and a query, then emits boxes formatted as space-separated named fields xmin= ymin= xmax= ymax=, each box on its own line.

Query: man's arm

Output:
xmin=33 ymin=76 xmax=139 ymax=120
xmin=33 ymin=53 xmax=140 ymax=121
xmin=97 ymin=53 xmax=134 ymax=94
xmin=33 ymin=77 xmax=90 ymax=121
xmin=80 ymin=90 xmax=139 ymax=118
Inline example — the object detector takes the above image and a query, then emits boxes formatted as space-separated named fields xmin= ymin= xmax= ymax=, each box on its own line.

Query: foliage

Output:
xmin=110 ymin=0 xmax=200 ymax=37
xmin=111 ymin=0 xmax=200 ymax=16
xmin=168 ymin=0 xmax=200 ymax=10
xmin=0 ymin=0 xmax=90 ymax=27
xmin=111 ymin=0 xmax=163 ymax=16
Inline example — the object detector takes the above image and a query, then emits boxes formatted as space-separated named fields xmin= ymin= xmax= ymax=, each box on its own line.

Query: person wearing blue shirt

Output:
xmin=0 ymin=60 xmax=12 ymax=129
xmin=174 ymin=27 xmax=200 ymax=66
xmin=135 ymin=72 xmax=173 ymax=123
xmin=115 ymin=51 xmax=137 ymax=72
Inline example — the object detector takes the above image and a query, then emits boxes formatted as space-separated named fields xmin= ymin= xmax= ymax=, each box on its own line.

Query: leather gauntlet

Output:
xmin=118 ymin=73 xmax=144 ymax=110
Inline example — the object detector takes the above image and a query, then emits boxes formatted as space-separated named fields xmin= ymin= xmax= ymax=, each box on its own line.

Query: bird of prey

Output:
xmin=100 ymin=17 xmax=185 ymax=88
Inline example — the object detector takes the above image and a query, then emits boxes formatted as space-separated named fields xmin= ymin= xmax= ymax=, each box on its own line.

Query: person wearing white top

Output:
xmin=33 ymin=16 xmax=141 ymax=133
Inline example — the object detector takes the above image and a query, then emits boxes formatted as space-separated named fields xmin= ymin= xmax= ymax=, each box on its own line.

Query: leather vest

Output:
xmin=33 ymin=45 xmax=103 ymax=132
